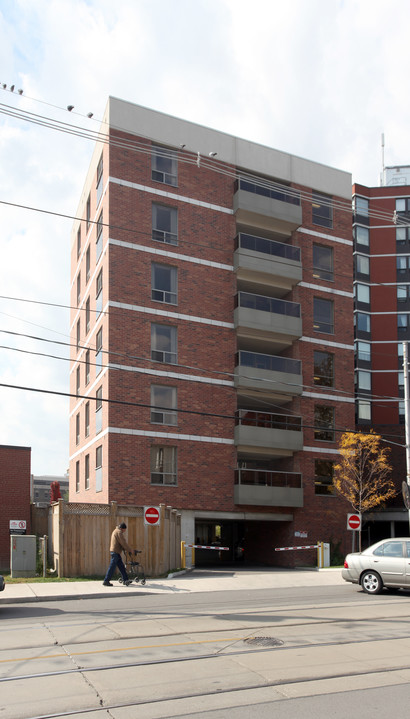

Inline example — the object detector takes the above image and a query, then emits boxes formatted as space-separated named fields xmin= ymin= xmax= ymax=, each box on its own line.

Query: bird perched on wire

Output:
xmin=67 ymin=105 xmax=74 ymax=111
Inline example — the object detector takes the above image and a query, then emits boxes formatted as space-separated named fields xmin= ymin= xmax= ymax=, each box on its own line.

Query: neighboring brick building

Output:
xmin=0 ymin=444 xmax=31 ymax=570
xmin=353 ymin=167 xmax=410 ymax=541
xmin=69 ymin=98 xmax=355 ymax=565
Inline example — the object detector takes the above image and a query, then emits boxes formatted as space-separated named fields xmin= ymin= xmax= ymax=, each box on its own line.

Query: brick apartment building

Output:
xmin=0 ymin=444 xmax=31 ymax=570
xmin=353 ymin=165 xmax=410 ymax=541
xmin=69 ymin=98 xmax=355 ymax=565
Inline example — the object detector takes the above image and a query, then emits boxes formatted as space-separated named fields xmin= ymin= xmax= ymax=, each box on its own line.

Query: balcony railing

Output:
xmin=234 ymin=177 xmax=300 ymax=207
xmin=235 ymin=409 xmax=301 ymax=432
xmin=237 ymin=350 xmax=301 ymax=376
xmin=235 ymin=469 xmax=302 ymax=489
xmin=236 ymin=291 xmax=301 ymax=318
xmin=235 ymin=233 xmax=300 ymax=262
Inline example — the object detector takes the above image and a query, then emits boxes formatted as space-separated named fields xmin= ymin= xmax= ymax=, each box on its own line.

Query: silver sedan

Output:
xmin=342 ymin=538 xmax=410 ymax=594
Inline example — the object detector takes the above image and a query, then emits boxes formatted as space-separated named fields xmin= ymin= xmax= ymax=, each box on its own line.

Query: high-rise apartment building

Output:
xmin=69 ymin=98 xmax=354 ymax=564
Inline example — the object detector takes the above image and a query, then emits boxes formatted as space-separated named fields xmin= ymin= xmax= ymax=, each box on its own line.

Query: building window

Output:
xmin=356 ymin=370 xmax=371 ymax=391
xmin=96 ymin=445 xmax=102 ymax=492
xmin=356 ymin=312 xmax=371 ymax=333
xmin=85 ymin=297 xmax=90 ymax=333
xmin=356 ymin=254 xmax=369 ymax=276
xmin=76 ymin=461 xmax=80 ymax=493
xmin=86 ymin=246 xmax=90 ymax=281
xmin=85 ymin=401 xmax=90 ymax=437
xmin=314 ymin=406 xmax=334 ymax=442
xmin=75 ymin=413 xmax=80 ymax=445
xmin=96 ymin=211 xmax=103 ymax=261
xmin=152 ymin=204 xmax=178 ymax=245
xmin=77 ymin=227 xmax=81 ymax=258
xmin=151 ymin=324 xmax=177 ymax=364
xmin=150 ymin=446 xmax=177 ymax=485
xmin=396 ymin=197 xmax=410 ymax=214
xmin=314 ymin=459 xmax=334 ymax=496
xmin=355 ymin=283 xmax=370 ymax=304
xmin=150 ymin=385 xmax=177 ymax=425
xmin=398 ymin=314 xmax=409 ymax=332
xmin=357 ymin=399 xmax=371 ymax=422
xmin=76 ymin=272 xmax=81 ymax=305
xmin=355 ymin=341 xmax=371 ymax=363
xmin=96 ymin=269 xmax=103 ymax=316
xmin=312 ymin=191 xmax=332 ymax=229
xmin=96 ymin=154 xmax=103 ymax=205
xmin=85 ymin=454 xmax=90 ymax=490
xmin=85 ymin=349 xmax=90 ymax=385
xmin=76 ymin=366 xmax=80 ymax=396
xmin=313 ymin=297 xmax=334 ymax=334
xmin=86 ymin=194 xmax=91 ymax=230
xmin=151 ymin=145 xmax=177 ymax=186
xmin=313 ymin=351 xmax=334 ymax=387
xmin=355 ymin=196 xmax=369 ymax=217
xmin=96 ymin=328 xmax=103 ymax=373
xmin=76 ymin=319 xmax=81 ymax=349
xmin=398 ymin=371 xmax=404 ymax=388
xmin=396 ymin=227 xmax=410 ymax=244
xmin=399 ymin=400 xmax=405 ymax=423
xmin=397 ymin=256 xmax=410 ymax=273
xmin=313 ymin=245 xmax=333 ymax=281
xmin=151 ymin=263 xmax=177 ymax=304
xmin=96 ymin=386 xmax=103 ymax=433
xmin=355 ymin=226 xmax=369 ymax=246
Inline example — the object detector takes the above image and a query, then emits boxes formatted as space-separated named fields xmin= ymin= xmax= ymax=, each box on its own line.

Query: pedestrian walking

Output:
xmin=103 ymin=522 xmax=133 ymax=586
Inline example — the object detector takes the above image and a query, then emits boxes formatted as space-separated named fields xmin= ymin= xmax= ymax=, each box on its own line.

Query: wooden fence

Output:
xmin=48 ymin=500 xmax=181 ymax=578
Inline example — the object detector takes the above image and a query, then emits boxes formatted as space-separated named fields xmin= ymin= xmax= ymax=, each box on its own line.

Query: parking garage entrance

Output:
xmin=194 ymin=519 xmax=246 ymax=565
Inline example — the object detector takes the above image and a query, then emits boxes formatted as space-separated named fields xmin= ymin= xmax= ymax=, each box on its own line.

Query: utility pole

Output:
xmin=402 ymin=342 xmax=410 ymax=532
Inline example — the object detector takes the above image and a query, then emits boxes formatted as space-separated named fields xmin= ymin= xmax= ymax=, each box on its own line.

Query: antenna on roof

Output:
xmin=380 ymin=133 xmax=385 ymax=186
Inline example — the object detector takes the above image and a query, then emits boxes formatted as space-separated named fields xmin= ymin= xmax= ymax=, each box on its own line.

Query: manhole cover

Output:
xmin=244 ymin=637 xmax=284 ymax=647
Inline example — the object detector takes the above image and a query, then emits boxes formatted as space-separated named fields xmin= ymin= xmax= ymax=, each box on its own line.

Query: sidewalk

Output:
xmin=0 ymin=567 xmax=345 ymax=604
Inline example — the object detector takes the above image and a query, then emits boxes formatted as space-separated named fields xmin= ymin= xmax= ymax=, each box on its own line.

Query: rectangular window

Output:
xmin=356 ymin=341 xmax=371 ymax=362
xmin=85 ymin=454 xmax=90 ymax=490
xmin=151 ymin=263 xmax=177 ymax=304
xmin=397 ymin=286 xmax=409 ymax=302
xmin=76 ymin=319 xmax=81 ymax=349
xmin=398 ymin=314 xmax=408 ymax=331
xmin=150 ymin=446 xmax=177 ymax=485
xmin=152 ymin=204 xmax=178 ymax=245
xmin=151 ymin=324 xmax=177 ymax=364
xmin=355 ymin=196 xmax=369 ymax=217
xmin=314 ymin=406 xmax=334 ymax=442
xmin=355 ymin=283 xmax=370 ymax=304
xmin=75 ymin=412 xmax=80 ymax=445
xmin=313 ymin=351 xmax=334 ymax=387
xmin=152 ymin=145 xmax=177 ymax=186
xmin=85 ymin=349 xmax=90 ymax=385
xmin=85 ymin=401 xmax=90 ymax=437
xmin=85 ymin=297 xmax=90 ymax=333
xmin=96 ymin=154 xmax=103 ymax=205
xmin=151 ymin=385 xmax=177 ymax=425
xmin=312 ymin=191 xmax=332 ymax=229
xmin=96 ymin=328 xmax=103 ymax=373
xmin=86 ymin=246 xmax=90 ymax=281
xmin=355 ymin=226 xmax=369 ymax=246
xmin=95 ymin=445 xmax=102 ymax=492
xmin=313 ymin=297 xmax=334 ymax=334
xmin=396 ymin=227 xmax=409 ymax=244
xmin=357 ymin=399 xmax=371 ymax=421
xmin=356 ymin=254 xmax=369 ymax=276
xmin=77 ymin=227 xmax=81 ymax=258
xmin=397 ymin=256 xmax=410 ymax=273
xmin=313 ymin=245 xmax=333 ymax=281
xmin=96 ymin=211 xmax=103 ymax=261
xmin=357 ymin=370 xmax=371 ymax=391
xmin=96 ymin=386 xmax=103 ymax=433
xmin=96 ymin=269 xmax=103 ymax=316
xmin=76 ymin=461 xmax=80 ymax=493
xmin=398 ymin=371 xmax=404 ymax=388
xmin=86 ymin=194 xmax=91 ymax=230
xmin=396 ymin=197 xmax=410 ymax=214
xmin=356 ymin=312 xmax=370 ymax=333
xmin=76 ymin=272 xmax=81 ymax=305
xmin=76 ymin=366 xmax=80 ymax=396
xmin=314 ymin=459 xmax=334 ymax=496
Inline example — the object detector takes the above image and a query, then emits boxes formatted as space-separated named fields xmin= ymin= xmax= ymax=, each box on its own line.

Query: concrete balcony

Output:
xmin=234 ymin=409 xmax=303 ymax=456
xmin=235 ymin=351 xmax=302 ymax=396
xmin=234 ymin=177 xmax=302 ymax=234
xmin=235 ymin=292 xmax=302 ymax=346
xmin=234 ymin=233 xmax=302 ymax=296
xmin=234 ymin=469 xmax=303 ymax=507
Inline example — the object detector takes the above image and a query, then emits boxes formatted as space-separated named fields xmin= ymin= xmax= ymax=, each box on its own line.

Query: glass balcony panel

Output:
xmin=238 ymin=351 xmax=301 ymax=375
xmin=237 ymin=233 xmax=301 ymax=262
xmin=238 ymin=292 xmax=300 ymax=318
xmin=234 ymin=177 xmax=301 ymax=207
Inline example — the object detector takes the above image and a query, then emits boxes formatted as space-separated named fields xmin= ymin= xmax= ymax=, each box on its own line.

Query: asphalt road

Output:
xmin=1 ymin=584 xmax=410 ymax=718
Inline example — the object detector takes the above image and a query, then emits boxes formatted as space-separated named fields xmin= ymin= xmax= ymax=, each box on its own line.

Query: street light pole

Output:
xmin=402 ymin=342 xmax=410 ymax=532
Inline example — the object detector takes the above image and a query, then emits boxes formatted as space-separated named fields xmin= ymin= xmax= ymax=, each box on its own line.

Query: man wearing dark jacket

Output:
xmin=103 ymin=522 xmax=133 ymax=586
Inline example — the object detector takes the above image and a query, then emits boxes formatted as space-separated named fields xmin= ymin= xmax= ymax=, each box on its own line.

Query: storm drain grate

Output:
xmin=244 ymin=637 xmax=284 ymax=647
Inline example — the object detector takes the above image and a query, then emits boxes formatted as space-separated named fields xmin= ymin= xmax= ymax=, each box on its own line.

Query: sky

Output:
xmin=0 ymin=0 xmax=409 ymax=475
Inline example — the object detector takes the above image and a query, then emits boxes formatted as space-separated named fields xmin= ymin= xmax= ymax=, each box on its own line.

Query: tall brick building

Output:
xmin=69 ymin=98 xmax=355 ymax=564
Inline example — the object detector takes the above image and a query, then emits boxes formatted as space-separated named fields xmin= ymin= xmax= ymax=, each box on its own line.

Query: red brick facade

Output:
xmin=0 ymin=445 xmax=31 ymax=569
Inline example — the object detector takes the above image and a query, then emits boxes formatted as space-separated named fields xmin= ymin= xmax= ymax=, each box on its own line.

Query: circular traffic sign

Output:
xmin=144 ymin=506 xmax=160 ymax=525
xmin=347 ymin=513 xmax=361 ymax=530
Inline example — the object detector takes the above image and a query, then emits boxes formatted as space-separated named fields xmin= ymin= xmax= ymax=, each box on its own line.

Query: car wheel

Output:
xmin=361 ymin=570 xmax=383 ymax=594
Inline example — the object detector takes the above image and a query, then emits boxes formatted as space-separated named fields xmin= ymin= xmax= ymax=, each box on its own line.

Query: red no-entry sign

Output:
xmin=144 ymin=506 xmax=160 ymax=526
xmin=347 ymin=513 xmax=361 ymax=531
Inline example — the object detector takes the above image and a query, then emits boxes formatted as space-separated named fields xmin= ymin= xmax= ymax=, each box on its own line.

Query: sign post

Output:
xmin=347 ymin=513 xmax=361 ymax=552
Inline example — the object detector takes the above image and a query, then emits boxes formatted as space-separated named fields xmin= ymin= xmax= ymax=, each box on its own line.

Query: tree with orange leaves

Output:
xmin=334 ymin=431 xmax=396 ymax=551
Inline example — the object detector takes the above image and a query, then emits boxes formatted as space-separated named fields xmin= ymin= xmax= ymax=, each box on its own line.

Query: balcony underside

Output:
xmin=234 ymin=483 xmax=303 ymax=507
xmin=234 ymin=364 xmax=303 ymax=397
xmin=235 ymin=307 xmax=302 ymax=349
xmin=234 ymin=425 xmax=303 ymax=454
xmin=234 ymin=247 xmax=302 ymax=297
